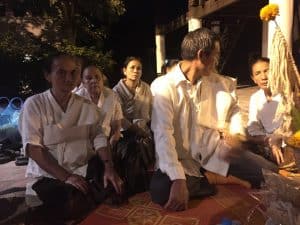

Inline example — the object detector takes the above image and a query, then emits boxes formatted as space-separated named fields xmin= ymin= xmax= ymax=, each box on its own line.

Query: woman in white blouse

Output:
xmin=247 ymin=55 xmax=284 ymax=166
xmin=76 ymin=65 xmax=123 ymax=146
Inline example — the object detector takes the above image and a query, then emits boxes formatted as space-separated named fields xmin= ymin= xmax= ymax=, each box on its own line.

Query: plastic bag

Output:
xmin=113 ymin=130 xmax=155 ymax=196
xmin=0 ymin=97 xmax=23 ymax=127
xmin=0 ymin=97 xmax=10 ymax=126
xmin=259 ymin=170 xmax=300 ymax=225
xmin=0 ymin=97 xmax=23 ymax=145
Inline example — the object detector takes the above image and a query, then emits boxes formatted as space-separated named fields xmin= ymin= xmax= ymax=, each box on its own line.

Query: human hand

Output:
xmin=219 ymin=133 xmax=245 ymax=161
xmin=267 ymin=134 xmax=282 ymax=148
xmin=65 ymin=174 xmax=89 ymax=194
xmin=136 ymin=127 xmax=149 ymax=138
xmin=270 ymin=145 xmax=284 ymax=165
xmin=264 ymin=134 xmax=284 ymax=164
xmin=109 ymin=132 xmax=121 ymax=147
xmin=164 ymin=179 xmax=189 ymax=211
xmin=103 ymin=165 xmax=123 ymax=195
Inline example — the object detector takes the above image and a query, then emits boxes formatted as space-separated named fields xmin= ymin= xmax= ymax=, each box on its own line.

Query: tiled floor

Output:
xmin=0 ymin=161 xmax=28 ymax=192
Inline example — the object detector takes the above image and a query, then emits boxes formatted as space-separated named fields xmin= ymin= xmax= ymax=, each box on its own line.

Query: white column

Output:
xmin=211 ymin=21 xmax=220 ymax=34
xmin=155 ymin=34 xmax=166 ymax=74
xmin=268 ymin=0 xmax=294 ymax=56
xmin=262 ymin=22 xmax=268 ymax=57
xmin=188 ymin=17 xmax=202 ymax=32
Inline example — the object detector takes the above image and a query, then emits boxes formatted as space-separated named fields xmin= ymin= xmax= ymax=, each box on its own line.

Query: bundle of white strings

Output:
xmin=268 ymin=27 xmax=300 ymax=137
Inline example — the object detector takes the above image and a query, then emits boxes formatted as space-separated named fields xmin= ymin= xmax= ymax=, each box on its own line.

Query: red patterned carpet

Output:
xmin=80 ymin=185 xmax=266 ymax=225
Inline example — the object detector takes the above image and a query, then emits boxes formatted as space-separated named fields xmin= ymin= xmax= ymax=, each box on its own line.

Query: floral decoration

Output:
xmin=260 ymin=3 xmax=279 ymax=21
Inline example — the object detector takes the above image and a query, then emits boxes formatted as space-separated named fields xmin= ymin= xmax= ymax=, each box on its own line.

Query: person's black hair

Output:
xmin=181 ymin=27 xmax=220 ymax=60
xmin=248 ymin=53 xmax=270 ymax=76
xmin=43 ymin=53 xmax=75 ymax=74
xmin=161 ymin=59 xmax=180 ymax=74
xmin=82 ymin=64 xmax=104 ymax=79
xmin=123 ymin=56 xmax=142 ymax=68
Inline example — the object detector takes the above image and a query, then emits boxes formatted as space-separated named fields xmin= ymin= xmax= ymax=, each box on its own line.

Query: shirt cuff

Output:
xmin=163 ymin=164 xmax=186 ymax=180
xmin=94 ymin=136 xmax=107 ymax=149
xmin=22 ymin=141 xmax=44 ymax=156
xmin=202 ymin=142 xmax=230 ymax=176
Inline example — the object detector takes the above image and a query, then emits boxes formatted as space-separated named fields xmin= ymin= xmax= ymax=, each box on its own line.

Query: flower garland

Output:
xmin=260 ymin=3 xmax=279 ymax=21
xmin=259 ymin=4 xmax=300 ymax=142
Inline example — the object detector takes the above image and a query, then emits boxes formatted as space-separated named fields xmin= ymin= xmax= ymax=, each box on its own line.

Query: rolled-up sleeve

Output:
xmin=18 ymin=97 xmax=44 ymax=152
xmin=113 ymin=93 xmax=123 ymax=121
xmin=151 ymin=81 xmax=185 ymax=180
xmin=93 ymin=118 xmax=108 ymax=149
xmin=247 ymin=95 xmax=265 ymax=136
xmin=228 ymin=92 xmax=245 ymax=135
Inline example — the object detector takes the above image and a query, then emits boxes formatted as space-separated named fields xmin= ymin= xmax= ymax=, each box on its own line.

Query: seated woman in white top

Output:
xmin=247 ymin=55 xmax=284 ymax=166
xmin=76 ymin=65 xmax=123 ymax=146
xmin=18 ymin=54 xmax=123 ymax=222
xmin=113 ymin=56 xmax=154 ymax=196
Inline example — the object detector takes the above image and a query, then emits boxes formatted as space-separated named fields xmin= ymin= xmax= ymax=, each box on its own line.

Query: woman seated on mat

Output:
xmin=18 ymin=53 xmax=123 ymax=223
xmin=75 ymin=65 xmax=123 ymax=147
xmin=113 ymin=56 xmax=154 ymax=196
xmin=113 ymin=56 xmax=152 ymax=136
xmin=246 ymin=55 xmax=295 ymax=169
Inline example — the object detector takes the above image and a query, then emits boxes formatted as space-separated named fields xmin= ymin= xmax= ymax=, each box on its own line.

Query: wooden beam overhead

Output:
xmin=155 ymin=13 xmax=188 ymax=35
xmin=189 ymin=0 xmax=240 ymax=19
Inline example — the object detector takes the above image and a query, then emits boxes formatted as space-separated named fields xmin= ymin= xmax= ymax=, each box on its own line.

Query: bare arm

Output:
xmin=27 ymin=144 xmax=70 ymax=181
xmin=27 ymin=144 xmax=89 ymax=193
xmin=110 ymin=119 xmax=122 ymax=146
xmin=97 ymin=146 xmax=123 ymax=194
xmin=164 ymin=179 xmax=188 ymax=211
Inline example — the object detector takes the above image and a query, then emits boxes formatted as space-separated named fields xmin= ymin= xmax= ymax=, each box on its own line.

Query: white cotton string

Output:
xmin=268 ymin=27 xmax=300 ymax=137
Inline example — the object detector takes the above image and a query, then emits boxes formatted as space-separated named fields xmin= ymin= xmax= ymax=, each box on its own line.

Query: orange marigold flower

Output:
xmin=260 ymin=4 xmax=279 ymax=21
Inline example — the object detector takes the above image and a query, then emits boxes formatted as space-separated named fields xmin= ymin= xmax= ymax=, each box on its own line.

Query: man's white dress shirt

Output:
xmin=151 ymin=64 xmax=244 ymax=180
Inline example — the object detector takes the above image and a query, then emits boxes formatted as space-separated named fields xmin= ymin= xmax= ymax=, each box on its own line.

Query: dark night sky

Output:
xmin=0 ymin=0 xmax=188 ymax=97
xmin=0 ymin=0 xmax=265 ymax=97
xmin=106 ymin=0 xmax=187 ymax=86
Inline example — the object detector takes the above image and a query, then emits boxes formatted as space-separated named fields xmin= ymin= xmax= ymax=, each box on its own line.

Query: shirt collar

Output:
xmin=172 ymin=63 xmax=206 ymax=88
xmin=258 ymin=88 xmax=282 ymax=101
xmin=172 ymin=64 xmax=193 ymax=87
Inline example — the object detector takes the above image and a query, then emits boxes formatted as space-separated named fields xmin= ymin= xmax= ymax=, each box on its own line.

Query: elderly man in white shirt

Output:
xmin=19 ymin=54 xmax=123 ymax=222
xmin=150 ymin=28 xmax=277 ymax=212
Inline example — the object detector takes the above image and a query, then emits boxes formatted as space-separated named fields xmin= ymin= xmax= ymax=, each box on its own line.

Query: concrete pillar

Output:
xmin=155 ymin=34 xmax=166 ymax=74
xmin=188 ymin=17 xmax=202 ymax=32
xmin=211 ymin=21 xmax=220 ymax=34
xmin=268 ymin=0 xmax=294 ymax=57
xmin=262 ymin=22 xmax=268 ymax=57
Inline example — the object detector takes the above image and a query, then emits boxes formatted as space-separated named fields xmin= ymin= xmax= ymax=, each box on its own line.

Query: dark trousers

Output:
xmin=228 ymin=150 xmax=278 ymax=188
xmin=26 ymin=156 xmax=120 ymax=224
xmin=150 ymin=151 xmax=278 ymax=206
xmin=150 ymin=169 xmax=216 ymax=206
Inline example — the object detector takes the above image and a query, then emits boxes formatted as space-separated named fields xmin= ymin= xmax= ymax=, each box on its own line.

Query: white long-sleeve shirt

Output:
xmin=151 ymin=64 xmax=244 ymax=180
xmin=247 ymin=89 xmax=282 ymax=136
xmin=76 ymin=86 xmax=123 ymax=136
xmin=19 ymin=90 xmax=108 ymax=179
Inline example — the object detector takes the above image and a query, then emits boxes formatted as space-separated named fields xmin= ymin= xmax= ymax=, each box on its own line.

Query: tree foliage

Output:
xmin=0 ymin=0 xmax=125 ymax=70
